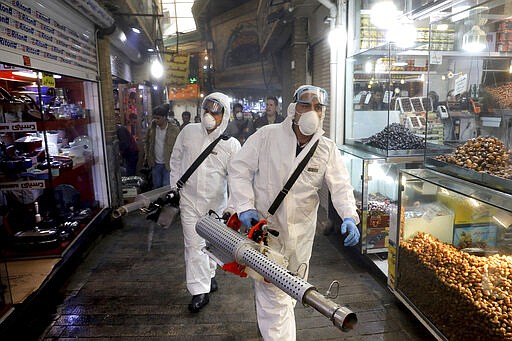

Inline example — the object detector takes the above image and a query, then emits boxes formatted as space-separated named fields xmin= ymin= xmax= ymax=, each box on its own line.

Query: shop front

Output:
xmin=0 ymin=0 xmax=110 ymax=324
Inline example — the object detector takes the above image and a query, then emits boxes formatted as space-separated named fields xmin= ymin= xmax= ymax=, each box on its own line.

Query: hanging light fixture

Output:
xmin=150 ymin=57 xmax=164 ymax=79
xmin=462 ymin=25 xmax=487 ymax=52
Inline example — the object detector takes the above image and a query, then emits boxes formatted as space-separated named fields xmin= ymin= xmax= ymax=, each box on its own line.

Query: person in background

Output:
xmin=116 ymin=123 xmax=139 ymax=176
xmin=224 ymin=103 xmax=254 ymax=145
xmin=228 ymin=85 xmax=360 ymax=340
xmin=143 ymin=105 xmax=180 ymax=189
xmin=169 ymin=110 xmax=181 ymax=128
xmin=194 ymin=113 xmax=201 ymax=123
xmin=181 ymin=111 xmax=191 ymax=130
xmin=254 ymin=96 xmax=284 ymax=130
xmin=170 ymin=92 xmax=241 ymax=313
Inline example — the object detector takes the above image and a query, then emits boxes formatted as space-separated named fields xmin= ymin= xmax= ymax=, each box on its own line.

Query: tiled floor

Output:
xmin=7 ymin=208 xmax=434 ymax=340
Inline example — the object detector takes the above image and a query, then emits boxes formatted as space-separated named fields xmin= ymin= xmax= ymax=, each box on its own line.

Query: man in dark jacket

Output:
xmin=224 ymin=103 xmax=254 ymax=145
xmin=254 ymin=96 xmax=284 ymax=130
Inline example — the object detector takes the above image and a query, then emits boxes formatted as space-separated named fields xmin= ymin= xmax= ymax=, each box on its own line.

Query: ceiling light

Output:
xmin=147 ymin=48 xmax=154 ymax=52
xmin=370 ymin=2 xmax=400 ymax=29
xmin=150 ymin=59 xmax=164 ymax=79
xmin=328 ymin=26 xmax=346 ymax=48
xmin=462 ymin=25 xmax=486 ymax=52
xmin=132 ymin=27 xmax=141 ymax=34
xmin=12 ymin=71 xmax=38 ymax=78
xmin=387 ymin=22 xmax=417 ymax=48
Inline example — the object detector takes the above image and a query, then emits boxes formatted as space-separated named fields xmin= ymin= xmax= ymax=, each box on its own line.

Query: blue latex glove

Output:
xmin=340 ymin=218 xmax=360 ymax=247
xmin=239 ymin=209 xmax=259 ymax=228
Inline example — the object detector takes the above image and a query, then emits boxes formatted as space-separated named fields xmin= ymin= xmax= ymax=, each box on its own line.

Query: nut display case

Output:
xmin=394 ymin=168 xmax=512 ymax=340
xmin=339 ymin=145 xmax=423 ymax=275
xmin=423 ymin=0 xmax=512 ymax=194
xmin=345 ymin=42 xmax=447 ymax=157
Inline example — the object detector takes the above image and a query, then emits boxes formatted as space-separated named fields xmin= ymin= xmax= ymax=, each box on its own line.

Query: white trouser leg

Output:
xmin=181 ymin=209 xmax=216 ymax=295
xmin=254 ymin=280 xmax=296 ymax=341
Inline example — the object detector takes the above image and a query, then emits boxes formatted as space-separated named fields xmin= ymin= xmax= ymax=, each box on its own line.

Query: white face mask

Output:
xmin=202 ymin=112 xmax=217 ymax=130
xmin=297 ymin=110 xmax=320 ymax=136
xmin=235 ymin=112 xmax=243 ymax=120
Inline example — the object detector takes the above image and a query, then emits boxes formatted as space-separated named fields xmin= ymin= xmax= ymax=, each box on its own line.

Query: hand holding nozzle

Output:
xmin=142 ymin=189 xmax=180 ymax=222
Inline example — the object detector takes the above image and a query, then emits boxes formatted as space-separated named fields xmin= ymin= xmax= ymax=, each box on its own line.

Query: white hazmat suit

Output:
xmin=170 ymin=92 xmax=241 ymax=296
xmin=228 ymin=102 xmax=359 ymax=340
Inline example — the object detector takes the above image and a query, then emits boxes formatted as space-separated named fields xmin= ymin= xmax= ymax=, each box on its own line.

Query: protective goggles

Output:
xmin=202 ymin=98 xmax=224 ymax=115
xmin=293 ymin=86 xmax=328 ymax=106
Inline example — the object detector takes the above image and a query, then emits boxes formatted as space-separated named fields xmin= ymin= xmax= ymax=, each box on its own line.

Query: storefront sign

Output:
xmin=0 ymin=0 xmax=97 ymax=74
xmin=168 ymin=84 xmax=199 ymax=100
xmin=0 ymin=122 xmax=37 ymax=132
xmin=0 ymin=180 xmax=46 ymax=190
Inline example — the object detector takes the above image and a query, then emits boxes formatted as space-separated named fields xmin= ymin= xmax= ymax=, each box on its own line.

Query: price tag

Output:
xmin=430 ymin=51 xmax=442 ymax=65
xmin=41 ymin=72 xmax=55 ymax=88
xmin=364 ymin=92 xmax=372 ymax=104
xmin=383 ymin=91 xmax=390 ymax=103
xmin=454 ymin=74 xmax=468 ymax=96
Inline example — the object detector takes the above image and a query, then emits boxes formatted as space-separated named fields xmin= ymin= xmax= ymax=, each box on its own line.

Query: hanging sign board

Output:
xmin=165 ymin=53 xmax=190 ymax=87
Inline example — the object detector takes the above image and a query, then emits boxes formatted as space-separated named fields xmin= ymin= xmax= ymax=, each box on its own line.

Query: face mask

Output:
xmin=297 ymin=110 xmax=320 ymax=136
xmin=235 ymin=112 xmax=243 ymax=120
xmin=202 ymin=112 xmax=217 ymax=130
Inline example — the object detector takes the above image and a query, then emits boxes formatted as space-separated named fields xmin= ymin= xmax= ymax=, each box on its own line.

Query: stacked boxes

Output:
xmin=497 ymin=19 xmax=512 ymax=52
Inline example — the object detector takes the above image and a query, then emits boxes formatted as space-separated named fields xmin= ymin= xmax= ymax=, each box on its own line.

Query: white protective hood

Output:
xmin=201 ymin=92 xmax=231 ymax=137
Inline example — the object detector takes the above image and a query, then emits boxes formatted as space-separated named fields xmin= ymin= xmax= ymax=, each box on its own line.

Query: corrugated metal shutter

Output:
xmin=311 ymin=38 xmax=331 ymax=214
xmin=311 ymin=38 xmax=331 ymax=138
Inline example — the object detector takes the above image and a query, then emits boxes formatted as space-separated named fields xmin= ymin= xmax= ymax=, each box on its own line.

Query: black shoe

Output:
xmin=188 ymin=293 xmax=209 ymax=313
xmin=210 ymin=277 xmax=218 ymax=293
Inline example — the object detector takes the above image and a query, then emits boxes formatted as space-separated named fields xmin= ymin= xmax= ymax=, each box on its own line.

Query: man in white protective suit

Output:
xmin=170 ymin=92 xmax=241 ymax=313
xmin=228 ymin=85 xmax=360 ymax=340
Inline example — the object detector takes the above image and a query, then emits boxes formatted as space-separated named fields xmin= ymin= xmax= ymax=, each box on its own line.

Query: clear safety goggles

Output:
xmin=202 ymin=98 xmax=224 ymax=115
xmin=293 ymin=86 xmax=328 ymax=106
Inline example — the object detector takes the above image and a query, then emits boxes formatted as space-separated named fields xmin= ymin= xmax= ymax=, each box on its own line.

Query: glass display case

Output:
xmin=345 ymin=43 xmax=449 ymax=157
xmin=393 ymin=168 xmax=512 ymax=340
xmin=340 ymin=145 xmax=423 ymax=275
xmin=423 ymin=0 xmax=512 ymax=194
xmin=0 ymin=64 xmax=108 ymax=255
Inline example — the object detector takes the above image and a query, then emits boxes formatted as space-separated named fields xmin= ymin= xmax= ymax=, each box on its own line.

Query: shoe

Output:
xmin=210 ymin=277 xmax=219 ymax=292
xmin=210 ymin=277 xmax=218 ymax=293
xmin=188 ymin=293 xmax=209 ymax=313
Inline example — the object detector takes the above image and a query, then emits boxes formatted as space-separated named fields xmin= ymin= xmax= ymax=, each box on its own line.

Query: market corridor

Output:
xmin=12 ymin=208 xmax=433 ymax=340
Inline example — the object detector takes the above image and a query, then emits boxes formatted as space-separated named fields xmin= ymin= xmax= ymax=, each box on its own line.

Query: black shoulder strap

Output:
xmin=176 ymin=135 xmax=229 ymax=189
xmin=268 ymin=139 xmax=319 ymax=216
